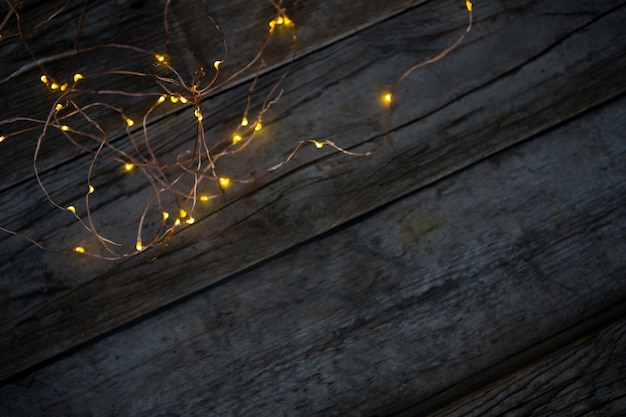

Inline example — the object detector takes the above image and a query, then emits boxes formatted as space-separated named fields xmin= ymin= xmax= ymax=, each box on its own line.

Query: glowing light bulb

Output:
xmin=73 ymin=73 xmax=83 ymax=83
xmin=200 ymin=195 xmax=209 ymax=202
xmin=254 ymin=121 xmax=262 ymax=131
xmin=232 ymin=134 xmax=242 ymax=144
xmin=179 ymin=97 xmax=188 ymax=104
xmin=88 ymin=185 xmax=95 ymax=194
xmin=158 ymin=95 xmax=166 ymax=103
xmin=466 ymin=0 xmax=473 ymax=11
xmin=55 ymin=104 xmax=63 ymax=112
xmin=67 ymin=206 xmax=76 ymax=213
xmin=241 ymin=117 xmax=249 ymax=127
xmin=276 ymin=16 xmax=284 ymax=25
xmin=61 ymin=125 xmax=70 ymax=131
xmin=314 ymin=140 xmax=324 ymax=148
xmin=40 ymin=75 xmax=48 ymax=84
xmin=219 ymin=177 xmax=230 ymax=187
xmin=383 ymin=93 xmax=393 ymax=104
xmin=155 ymin=54 xmax=166 ymax=62
xmin=125 ymin=118 xmax=134 ymax=127
xmin=136 ymin=241 xmax=143 ymax=251
xmin=162 ymin=211 xmax=170 ymax=220
xmin=124 ymin=162 xmax=135 ymax=171
xmin=170 ymin=96 xmax=179 ymax=103
xmin=0 ymin=136 xmax=5 ymax=143
xmin=74 ymin=246 xmax=85 ymax=253
xmin=174 ymin=218 xmax=181 ymax=226
xmin=186 ymin=217 xmax=195 ymax=225
xmin=60 ymin=83 xmax=68 ymax=91
xmin=283 ymin=16 xmax=294 ymax=26
xmin=179 ymin=209 xmax=187 ymax=218
xmin=213 ymin=60 xmax=222 ymax=70
xmin=194 ymin=109 xmax=203 ymax=121
xmin=50 ymin=82 xmax=59 ymax=90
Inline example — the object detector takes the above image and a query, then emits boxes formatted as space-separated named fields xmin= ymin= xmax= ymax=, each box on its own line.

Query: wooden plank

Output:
xmin=0 ymin=93 xmax=625 ymax=415
xmin=1 ymin=0 xmax=625 ymax=381
xmin=423 ymin=316 xmax=626 ymax=417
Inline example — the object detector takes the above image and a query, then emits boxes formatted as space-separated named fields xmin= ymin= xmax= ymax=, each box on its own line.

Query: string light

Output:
xmin=0 ymin=0 xmax=472 ymax=260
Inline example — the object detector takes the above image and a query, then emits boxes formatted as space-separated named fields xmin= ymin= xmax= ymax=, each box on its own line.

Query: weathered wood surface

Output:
xmin=427 ymin=316 xmax=626 ymax=417
xmin=1 ymin=0 xmax=625 ymax=392
xmin=1 ymin=92 xmax=625 ymax=415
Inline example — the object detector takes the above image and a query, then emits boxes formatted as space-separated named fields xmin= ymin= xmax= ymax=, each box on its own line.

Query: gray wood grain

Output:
xmin=1 ymin=93 xmax=624 ymax=416
xmin=426 ymin=317 xmax=626 ymax=417
xmin=1 ymin=0 xmax=625 ymax=382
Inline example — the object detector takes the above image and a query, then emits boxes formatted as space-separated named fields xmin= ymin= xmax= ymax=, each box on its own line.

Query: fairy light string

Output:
xmin=0 ymin=1 xmax=473 ymax=260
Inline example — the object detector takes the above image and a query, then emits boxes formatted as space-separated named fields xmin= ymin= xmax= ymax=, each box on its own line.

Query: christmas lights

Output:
xmin=0 ymin=0 xmax=473 ymax=260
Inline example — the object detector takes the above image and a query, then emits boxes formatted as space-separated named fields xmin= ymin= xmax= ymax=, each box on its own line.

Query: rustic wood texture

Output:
xmin=427 ymin=317 xmax=626 ymax=417
xmin=1 ymin=0 xmax=625 ymax=412
xmin=1 ymin=92 xmax=625 ymax=415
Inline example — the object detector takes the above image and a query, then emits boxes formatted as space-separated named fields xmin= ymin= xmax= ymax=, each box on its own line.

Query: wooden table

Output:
xmin=1 ymin=0 xmax=625 ymax=415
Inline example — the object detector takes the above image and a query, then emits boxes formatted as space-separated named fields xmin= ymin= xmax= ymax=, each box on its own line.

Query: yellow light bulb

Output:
xmin=55 ymin=104 xmax=63 ymax=112
xmin=283 ymin=16 xmax=294 ymax=26
xmin=136 ymin=241 xmax=143 ymax=251
xmin=194 ymin=109 xmax=203 ymax=121
xmin=241 ymin=116 xmax=249 ymax=127
xmin=158 ymin=95 xmax=166 ymax=103
xmin=124 ymin=162 xmax=135 ymax=171
xmin=50 ymin=82 xmax=59 ymax=90
xmin=276 ymin=16 xmax=284 ymax=25
xmin=73 ymin=73 xmax=83 ymax=83
xmin=0 ymin=136 xmax=5 ymax=143
xmin=232 ymin=134 xmax=242 ymax=144
xmin=186 ymin=217 xmax=195 ymax=225
xmin=174 ymin=218 xmax=181 ymax=226
xmin=219 ymin=177 xmax=230 ymax=187
xmin=383 ymin=93 xmax=393 ymax=104
xmin=314 ymin=140 xmax=324 ymax=149
xmin=170 ymin=96 xmax=179 ymax=103
xmin=162 ymin=211 xmax=170 ymax=220
xmin=155 ymin=54 xmax=166 ymax=62
xmin=60 ymin=83 xmax=68 ymax=91
xmin=254 ymin=122 xmax=262 ymax=131
xmin=74 ymin=246 xmax=85 ymax=253
xmin=67 ymin=205 xmax=76 ymax=213
xmin=40 ymin=75 xmax=48 ymax=84
xmin=61 ymin=125 xmax=70 ymax=131
xmin=88 ymin=185 xmax=95 ymax=194
xmin=179 ymin=97 xmax=188 ymax=104
xmin=200 ymin=195 xmax=209 ymax=202
xmin=466 ymin=0 xmax=473 ymax=11
xmin=179 ymin=209 xmax=187 ymax=218
xmin=213 ymin=60 xmax=222 ymax=70
xmin=125 ymin=118 xmax=134 ymax=127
